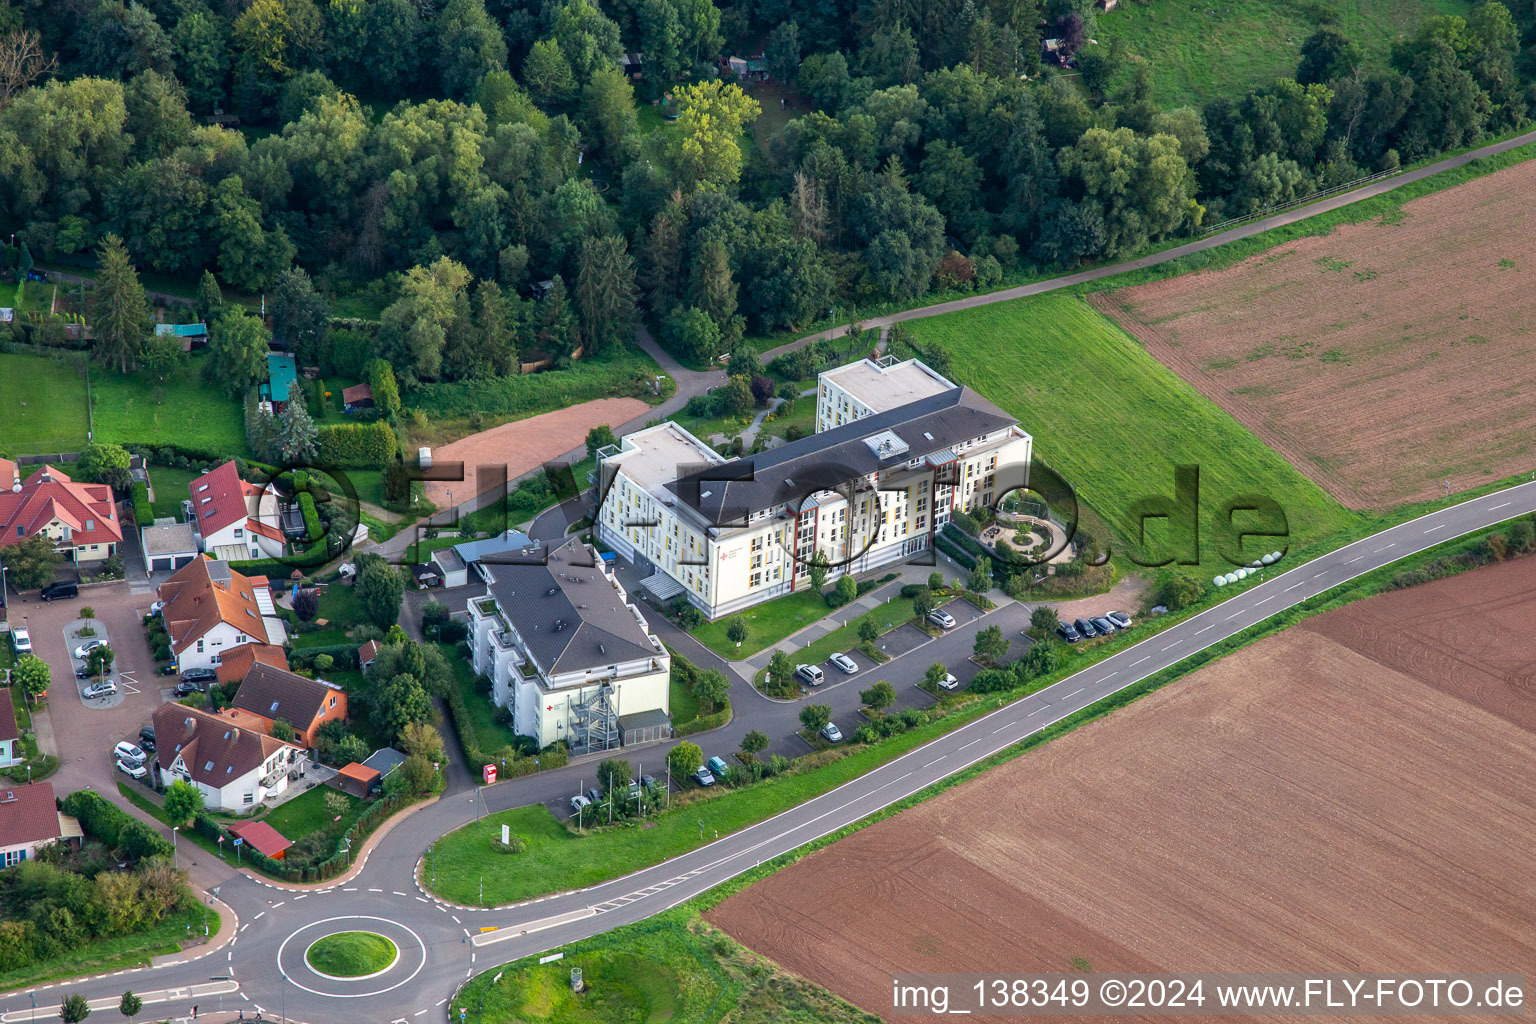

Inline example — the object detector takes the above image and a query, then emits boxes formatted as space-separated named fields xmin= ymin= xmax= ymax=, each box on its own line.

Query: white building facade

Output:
xmin=598 ymin=358 xmax=1033 ymax=620
xmin=467 ymin=538 xmax=670 ymax=752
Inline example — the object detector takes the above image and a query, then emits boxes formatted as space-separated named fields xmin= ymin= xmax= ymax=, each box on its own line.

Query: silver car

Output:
xmin=820 ymin=722 xmax=843 ymax=743
xmin=829 ymin=652 xmax=857 ymax=674
xmin=83 ymin=679 xmax=117 ymax=700
xmin=927 ymin=608 xmax=956 ymax=629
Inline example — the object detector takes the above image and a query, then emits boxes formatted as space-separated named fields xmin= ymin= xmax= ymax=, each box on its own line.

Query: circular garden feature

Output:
xmin=305 ymin=931 xmax=399 ymax=979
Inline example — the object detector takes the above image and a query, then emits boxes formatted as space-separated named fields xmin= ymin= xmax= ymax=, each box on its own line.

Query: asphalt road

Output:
xmin=7 ymin=480 xmax=1532 ymax=1023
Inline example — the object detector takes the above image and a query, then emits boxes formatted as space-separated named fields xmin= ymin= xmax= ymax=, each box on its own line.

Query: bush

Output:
xmin=130 ymin=482 xmax=151 ymax=525
xmin=60 ymin=791 xmax=172 ymax=861
xmin=316 ymin=420 xmax=397 ymax=468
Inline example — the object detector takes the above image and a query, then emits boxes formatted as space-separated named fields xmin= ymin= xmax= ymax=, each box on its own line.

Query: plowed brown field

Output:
xmin=708 ymin=558 xmax=1536 ymax=1024
xmin=1091 ymin=159 xmax=1536 ymax=510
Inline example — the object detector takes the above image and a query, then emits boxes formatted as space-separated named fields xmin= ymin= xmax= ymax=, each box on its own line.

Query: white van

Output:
xmin=795 ymin=664 xmax=824 ymax=686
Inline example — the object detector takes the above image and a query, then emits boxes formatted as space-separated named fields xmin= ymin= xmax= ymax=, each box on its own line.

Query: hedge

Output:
xmin=61 ymin=790 xmax=172 ymax=861
xmin=442 ymin=683 xmax=496 ymax=774
xmin=194 ymin=791 xmax=420 ymax=882
xmin=674 ymin=707 xmax=730 ymax=737
xmin=288 ymin=644 xmax=361 ymax=671
xmin=130 ymin=481 xmax=151 ymax=525
xmin=933 ymin=532 xmax=975 ymax=570
xmin=316 ymin=420 xmax=396 ymax=468
xmin=226 ymin=558 xmax=299 ymax=578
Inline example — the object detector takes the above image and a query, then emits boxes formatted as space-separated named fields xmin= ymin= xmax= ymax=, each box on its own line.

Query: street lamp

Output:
xmin=172 ymin=825 xmax=179 ymax=869
xmin=281 ymin=970 xmax=287 ymax=1023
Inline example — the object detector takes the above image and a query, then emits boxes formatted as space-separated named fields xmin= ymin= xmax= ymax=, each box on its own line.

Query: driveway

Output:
xmin=15 ymin=583 xmax=163 ymax=797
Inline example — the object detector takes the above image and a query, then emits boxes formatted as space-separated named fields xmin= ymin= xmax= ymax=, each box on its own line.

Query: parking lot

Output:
xmin=11 ymin=582 xmax=164 ymax=796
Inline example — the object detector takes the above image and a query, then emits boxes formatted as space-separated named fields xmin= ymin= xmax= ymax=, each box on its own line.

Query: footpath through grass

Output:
xmin=690 ymin=589 xmax=835 ymax=659
xmin=906 ymin=292 xmax=1356 ymax=566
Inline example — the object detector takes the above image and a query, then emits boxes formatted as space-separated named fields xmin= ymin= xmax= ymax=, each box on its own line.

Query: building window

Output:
xmin=196 ymin=639 xmax=204 ymax=653
xmin=244 ymin=792 xmax=254 ymax=804
xmin=234 ymin=528 xmax=243 ymax=538
xmin=2 ymin=849 xmax=26 ymax=867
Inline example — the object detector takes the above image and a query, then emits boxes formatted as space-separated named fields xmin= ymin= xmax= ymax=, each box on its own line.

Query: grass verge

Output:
xmin=689 ymin=589 xmax=836 ymax=659
xmin=305 ymin=931 xmax=397 ymax=977
xmin=0 ymin=905 xmax=216 ymax=995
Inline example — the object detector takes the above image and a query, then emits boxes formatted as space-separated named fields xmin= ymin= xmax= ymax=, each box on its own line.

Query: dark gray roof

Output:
xmin=486 ymin=538 xmax=655 ymax=676
xmin=668 ymin=387 xmax=1015 ymax=525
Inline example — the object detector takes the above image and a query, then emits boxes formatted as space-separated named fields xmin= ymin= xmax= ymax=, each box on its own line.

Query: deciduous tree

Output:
xmin=205 ymin=308 xmax=270 ymax=397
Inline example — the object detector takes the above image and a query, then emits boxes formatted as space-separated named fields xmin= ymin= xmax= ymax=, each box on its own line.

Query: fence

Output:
xmin=1198 ymin=168 xmax=1400 ymax=236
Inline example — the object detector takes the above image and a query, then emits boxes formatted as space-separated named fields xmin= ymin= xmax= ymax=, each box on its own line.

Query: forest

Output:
xmin=2 ymin=0 xmax=1535 ymax=385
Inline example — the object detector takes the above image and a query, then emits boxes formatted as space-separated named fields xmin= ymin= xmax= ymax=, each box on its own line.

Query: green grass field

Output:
xmin=668 ymin=666 xmax=702 ymax=729
xmin=751 ymin=594 xmax=908 ymax=686
xmin=92 ymin=353 xmax=247 ymax=454
xmin=690 ymin=589 xmax=833 ymax=659
xmin=261 ymin=784 xmax=361 ymax=838
xmin=305 ymin=931 xmax=396 ymax=977
xmin=905 ymin=293 xmax=1356 ymax=566
xmin=147 ymin=464 xmax=202 ymax=519
xmin=1097 ymin=0 xmax=1471 ymax=109
xmin=0 ymin=353 xmax=89 ymax=452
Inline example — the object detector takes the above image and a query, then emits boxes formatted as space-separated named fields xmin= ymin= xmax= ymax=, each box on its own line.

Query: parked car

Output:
xmin=639 ymin=774 xmax=656 ymax=789
xmin=76 ymin=665 xmax=107 ymax=680
xmin=1106 ymin=610 xmax=1133 ymax=629
xmin=569 ymin=794 xmax=592 ymax=812
xmin=172 ymin=681 xmax=203 ymax=698
xmin=927 ymin=608 xmax=957 ymax=630
xmin=795 ymin=664 xmax=824 ymax=686
xmin=820 ymin=722 xmax=843 ymax=743
xmin=113 ymin=741 xmax=146 ymax=765
xmin=829 ymin=652 xmax=857 ymax=674
xmin=149 ymin=600 xmax=164 ymax=615
xmin=586 ymin=787 xmax=603 ymax=805
xmin=138 ymin=726 xmax=156 ymax=752
xmin=180 ymin=667 xmax=218 ymax=684
xmin=73 ymin=639 xmax=102 ymax=659
xmin=10 ymin=627 xmax=30 ymax=654
xmin=1073 ymin=617 xmax=1098 ymax=638
xmin=706 ymin=756 xmax=730 ymax=778
xmin=938 ymin=672 xmax=960 ymax=690
xmin=117 ymin=758 xmax=148 ymax=780
xmin=41 ymin=581 xmax=79 ymax=601
xmin=1091 ymin=616 xmax=1117 ymax=635
xmin=692 ymin=766 xmax=715 ymax=787
xmin=1055 ymin=622 xmax=1082 ymax=643
xmin=83 ymin=679 xmax=117 ymax=700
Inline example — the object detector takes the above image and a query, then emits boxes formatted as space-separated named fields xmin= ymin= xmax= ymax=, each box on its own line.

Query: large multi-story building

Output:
xmin=598 ymin=357 xmax=1033 ymax=619
xmin=467 ymin=537 xmax=671 ymax=752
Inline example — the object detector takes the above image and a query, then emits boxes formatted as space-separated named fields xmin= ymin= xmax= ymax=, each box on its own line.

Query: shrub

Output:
xmin=315 ymin=420 xmax=397 ymax=468
xmin=130 ymin=482 xmax=152 ymax=524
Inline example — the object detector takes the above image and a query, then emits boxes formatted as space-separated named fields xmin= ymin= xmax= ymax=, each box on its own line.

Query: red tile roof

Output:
xmin=0 ymin=462 xmax=122 ymax=550
xmin=0 ymin=692 xmax=17 ymax=743
xmin=337 ymin=762 xmax=379 ymax=784
xmin=152 ymin=704 xmax=301 ymax=786
xmin=342 ymin=383 xmax=373 ymax=405
xmin=157 ymin=556 xmax=270 ymax=652
xmin=357 ymin=640 xmax=380 ymax=667
xmin=0 ymin=782 xmax=61 ymax=848
xmin=225 ymin=819 xmax=292 ymax=858
xmin=215 ymin=643 xmax=289 ymax=686
xmin=187 ymin=461 xmax=263 ymax=539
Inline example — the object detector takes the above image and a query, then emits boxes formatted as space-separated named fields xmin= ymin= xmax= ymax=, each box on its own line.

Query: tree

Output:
xmin=1021 ymin=637 xmax=1059 ymax=678
xmin=722 ymin=618 xmax=751 ymax=648
xmin=401 ymin=753 xmax=435 ymax=794
xmin=968 ymin=556 xmax=993 ymax=593
xmin=400 ymin=722 xmax=445 ymax=762
xmin=377 ymin=257 xmax=473 ymax=381
xmin=912 ymin=586 xmax=934 ymax=619
xmin=661 ymin=305 xmax=720 ymax=363
xmin=371 ymin=672 xmax=432 ymax=741
xmin=524 ymin=38 xmax=576 ymax=109
xmin=59 ymin=993 xmax=90 ymax=1023
xmin=118 ymin=990 xmax=142 ymax=1020
xmin=928 ymin=571 xmax=946 ymax=591
xmin=269 ymin=718 xmax=296 ymax=742
xmin=764 ymin=20 xmax=801 ymax=84
xmin=806 ymin=551 xmax=830 ymax=592
xmin=1030 ymin=605 xmax=1060 ymax=634
xmin=292 ymin=588 xmax=319 ymax=621
xmin=205 ymin=309 xmax=270 ymax=398
xmin=924 ymin=662 xmax=950 ymax=689
xmin=194 ymin=271 xmax=222 ymax=325
xmin=859 ymin=680 xmax=896 ymax=710
xmin=585 ymin=425 xmax=617 ymax=462
xmin=275 ymin=399 xmax=319 ymax=464
xmin=272 ymin=268 xmax=329 ymax=366
xmin=1155 ymin=574 xmax=1206 ymax=611
xmin=1055 ymin=127 xmax=1202 ymax=258
xmin=12 ymin=654 xmax=50 ymax=701
xmin=798 ymin=703 xmax=831 ymax=734
xmin=857 ymin=617 xmax=879 ymax=645
xmin=76 ymin=444 xmax=133 ymax=490
xmin=85 ymin=644 xmax=115 ymax=678
xmin=833 ymin=574 xmax=858 ymax=606
xmin=162 ymin=780 xmax=204 ymax=825
xmin=356 ymin=554 xmax=405 ymax=629
xmin=766 ymin=649 xmax=796 ymax=695
xmin=692 ymin=668 xmax=730 ymax=712
xmin=580 ymin=65 xmax=638 ymax=162
xmin=674 ymin=80 xmax=761 ymax=186
xmin=435 ymin=0 xmax=507 ymax=99
xmin=974 ymin=624 xmax=1008 ymax=664
xmin=739 ymin=730 xmax=769 ymax=760
xmin=88 ymin=235 xmax=149 ymax=373
xmin=1297 ymin=26 xmax=1362 ymax=85
xmin=596 ymin=757 xmax=632 ymax=793
xmin=367 ymin=359 xmax=401 ymax=419
xmin=5 ymin=533 xmax=60 ymax=590
xmin=0 ymin=30 xmax=57 ymax=111
xmin=574 ymin=235 xmax=637 ymax=355
xmin=667 ymin=740 xmax=702 ymax=777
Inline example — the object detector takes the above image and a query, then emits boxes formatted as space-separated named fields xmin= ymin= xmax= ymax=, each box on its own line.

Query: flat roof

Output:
xmin=821 ymin=358 xmax=955 ymax=414
xmin=266 ymin=353 xmax=297 ymax=402
xmin=141 ymin=522 xmax=198 ymax=556
xmin=609 ymin=421 xmax=722 ymax=496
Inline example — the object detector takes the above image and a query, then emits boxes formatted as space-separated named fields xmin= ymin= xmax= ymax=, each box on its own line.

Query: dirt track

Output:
xmin=421 ymin=397 xmax=650 ymax=508
xmin=1092 ymin=158 xmax=1536 ymax=510
xmin=708 ymin=559 xmax=1536 ymax=1023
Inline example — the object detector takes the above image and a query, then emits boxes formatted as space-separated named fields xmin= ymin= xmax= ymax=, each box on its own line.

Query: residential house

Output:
xmin=157 ymin=556 xmax=285 ymax=673
xmin=259 ymin=352 xmax=298 ymax=414
xmin=151 ymin=703 xmax=305 ymax=811
xmin=186 ymin=461 xmax=285 ymax=560
xmin=341 ymin=383 xmax=374 ymax=412
xmin=597 ymin=357 xmax=1032 ymax=619
xmin=215 ymin=642 xmax=289 ymax=687
xmin=468 ymin=537 xmax=670 ymax=752
xmin=222 ymin=662 xmax=347 ymax=749
xmin=0 ymin=783 xmax=78 ymax=867
xmin=141 ymin=521 xmax=199 ymax=574
xmin=0 ymin=461 xmax=123 ymax=567
xmin=0 ymin=695 xmax=20 ymax=767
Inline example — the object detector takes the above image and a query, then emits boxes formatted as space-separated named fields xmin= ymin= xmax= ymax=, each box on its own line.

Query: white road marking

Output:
xmin=1488 ymin=502 xmax=1511 ymax=511
xmin=254 ymin=912 xmax=264 ymax=920
xmin=1345 ymin=555 xmax=1364 ymax=564
xmin=1063 ymin=687 xmax=1083 ymax=699
xmin=1161 ymin=642 xmax=1180 ymax=651
xmin=270 ymin=902 xmax=284 ymax=909
xmin=1284 ymin=582 xmax=1303 ymax=592
xmin=1194 ymin=624 xmax=1213 ymax=635
xmin=959 ymin=738 xmax=982 ymax=750
xmin=1130 ymin=656 xmax=1149 ymax=667
xmin=452 ymin=915 xmax=461 ymax=924
xmin=1255 ymin=596 xmax=1273 ymax=605
xmin=1374 ymin=543 xmax=1395 ymax=552
xmin=1424 ymin=523 xmax=1446 ymax=533
xmin=921 ymin=756 xmax=946 ymax=768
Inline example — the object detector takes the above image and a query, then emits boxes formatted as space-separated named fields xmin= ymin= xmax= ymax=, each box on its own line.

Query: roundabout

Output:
xmin=276 ymin=915 xmax=429 ymax=999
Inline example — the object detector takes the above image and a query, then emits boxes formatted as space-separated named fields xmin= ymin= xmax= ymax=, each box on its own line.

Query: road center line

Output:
xmin=1161 ymin=642 xmax=1180 ymax=651
xmin=1345 ymin=555 xmax=1364 ymax=564
xmin=921 ymin=755 xmax=946 ymax=768
xmin=1283 ymin=583 xmax=1303 ymax=592
xmin=1424 ymin=523 xmax=1446 ymax=533
xmin=1194 ymin=624 xmax=1213 ymax=635
xmin=1488 ymin=502 xmax=1511 ymax=510
xmin=1130 ymin=656 xmax=1149 ymax=667
xmin=1063 ymin=687 xmax=1083 ymax=699
xmin=1254 ymin=595 xmax=1273 ymax=605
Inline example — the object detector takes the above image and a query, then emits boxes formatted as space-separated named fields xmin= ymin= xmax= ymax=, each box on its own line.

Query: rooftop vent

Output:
xmin=547 ymin=587 xmax=557 ymax=596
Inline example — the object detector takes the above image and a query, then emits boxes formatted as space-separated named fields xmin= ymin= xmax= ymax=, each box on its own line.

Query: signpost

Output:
xmin=233 ymin=836 xmax=243 ymax=863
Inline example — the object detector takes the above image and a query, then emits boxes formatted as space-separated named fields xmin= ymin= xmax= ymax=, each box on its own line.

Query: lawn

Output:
xmin=0 ymin=352 xmax=89 ymax=452
xmin=439 ymin=640 xmax=519 ymax=753
xmin=905 ymin=293 xmax=1356 ymax=568
xmin=261 ymin=783 xmax=361 ymax=839
xmin=669 ymin=665 xmax=702 ymax=730
xmin=0 ymin=904 xmax=216 ymax=993
xmin=92 ymin=352 xmax=247 ymax=455
xmin=147 ymin=463 xmax=202 ymax=520
xmin=306 ymin=930 xmax=396 ymax=977
xmin=1096 ymin=0 xmax=1472 ymax=109
xmin=690 ymin=589 xmax=834 ymax=659
xmin=751 ymin=595 xmax=908 ymax=686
